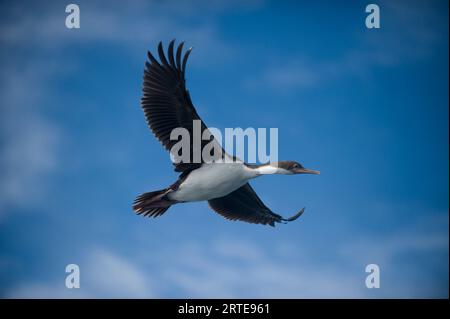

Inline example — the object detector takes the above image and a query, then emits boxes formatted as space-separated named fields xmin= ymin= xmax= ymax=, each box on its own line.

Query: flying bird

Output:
xmin=133 ymin=40 xmax=319 ymax=226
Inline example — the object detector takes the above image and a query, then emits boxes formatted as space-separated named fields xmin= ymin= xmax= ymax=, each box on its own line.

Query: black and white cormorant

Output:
xmin=133 ymin=40 xmax=319 ymax=226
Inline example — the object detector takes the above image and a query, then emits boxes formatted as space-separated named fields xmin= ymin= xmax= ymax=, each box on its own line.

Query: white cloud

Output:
xmin=338 ymin=211 xmax=449 ymax=298
xmin=4 ymin=216 xmax=448 ymax=298
xmin=0 ymin=0 xmax=254 ymax=65
xmin=154 ymin=209 xmax=448 ymax=298
xmin=339 ymin=212 xmax=449 ymax=265
xmin=0 ymin=0 xmax=258 ymax=218
xmin=6 ymin=248 xmax=155 ymax=298
xmin=160 ymin=239 xmax=365 ymax=298
xmin=249 ymin=0 xmax=445 ymax=92
xmin=0 ymin=0 xmax=446 ymax=299
xmin=2 ymin=237 xmax=363 ymax=298
xmin=0 ymin=61 xmax=62 ymax=218
xmin=83 ymin=248 xmax=155 ymax=298
xmin=256 ymin=60 xmax=320 ymax=92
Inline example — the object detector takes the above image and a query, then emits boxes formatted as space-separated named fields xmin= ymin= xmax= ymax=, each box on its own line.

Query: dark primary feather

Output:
xmin=141 ymin=40 xmax=222 ymax=172
xmin=208 ymin=183 xmax=305 ymax=226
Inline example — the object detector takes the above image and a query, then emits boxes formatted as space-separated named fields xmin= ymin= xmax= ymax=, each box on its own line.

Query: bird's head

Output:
xmin=268 ymin=161 xmax=320 ymax=175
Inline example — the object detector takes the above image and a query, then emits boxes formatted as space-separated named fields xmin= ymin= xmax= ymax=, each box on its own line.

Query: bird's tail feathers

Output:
xmin=133 ymin=189 xmax=174 ymax=218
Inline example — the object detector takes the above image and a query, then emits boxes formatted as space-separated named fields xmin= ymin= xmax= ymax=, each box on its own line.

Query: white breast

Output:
xmin=168 ymin=161 xmax=257 ymax=202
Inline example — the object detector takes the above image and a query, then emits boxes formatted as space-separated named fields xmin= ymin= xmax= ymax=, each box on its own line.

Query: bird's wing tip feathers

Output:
xmin=280 ymin=207 xmax=305 ymax=223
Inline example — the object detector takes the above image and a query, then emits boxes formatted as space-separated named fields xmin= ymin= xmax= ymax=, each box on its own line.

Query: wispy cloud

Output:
xmin=3 ymin=239 xmax=364 ymax=298
xmin=6 ymin=248 xmax=155 ymax=298
xmin=161 ymin=239 xmax=364 ymax=298
xmin=0 ymin=61 xmax=62 ymax=218
xmin=0 ymin=0 xmax=262 ymax=218
xmin=0 ymin=0 xmax=259 ymax=64
xmin=4 ymin=209 xmax=448 ymax=299
xmin=158 ymin=209 xmax=448 ymax=298
xmin=83 ymin=248 xmax=155 ymax=298
xmin=248 ymin=0 xmax=446 ymax=92
xmin=0 ymin=0 xmax=446 ymax=299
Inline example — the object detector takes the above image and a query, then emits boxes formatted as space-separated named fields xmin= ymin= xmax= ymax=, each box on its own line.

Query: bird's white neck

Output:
xmin=254 ymin=164 xmax=291 ymax=175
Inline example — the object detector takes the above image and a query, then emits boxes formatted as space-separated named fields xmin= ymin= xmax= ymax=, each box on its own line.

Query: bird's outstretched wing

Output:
xmin=141 ymin=40 xmax=223 ymax=172
xmin=208 ymin=183 xmax=305 ymax=226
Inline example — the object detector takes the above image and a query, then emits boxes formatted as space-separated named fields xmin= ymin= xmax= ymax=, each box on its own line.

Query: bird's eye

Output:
xmin=292 ymin=163 xmax=299 ymax=168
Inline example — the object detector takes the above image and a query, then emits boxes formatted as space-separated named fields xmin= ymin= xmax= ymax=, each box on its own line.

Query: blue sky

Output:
xmin=0 ymin=0 xmax=448 ymax=298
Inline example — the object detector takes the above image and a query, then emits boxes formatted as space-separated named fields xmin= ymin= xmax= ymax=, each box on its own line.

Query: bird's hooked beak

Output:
xmin=292 ymin=167 xmax=320 ymax=175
